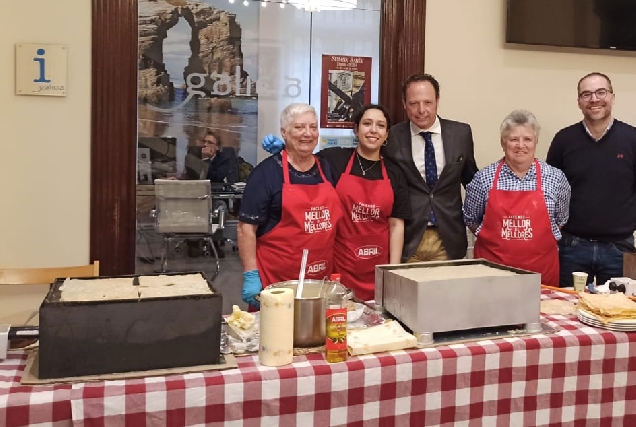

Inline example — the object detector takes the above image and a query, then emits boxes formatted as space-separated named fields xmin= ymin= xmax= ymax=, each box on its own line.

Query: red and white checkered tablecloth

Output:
xmin=2 ymin=291 xmax=636 ymax=427
xmin=0 ymin=352 xmax=72 ymax=427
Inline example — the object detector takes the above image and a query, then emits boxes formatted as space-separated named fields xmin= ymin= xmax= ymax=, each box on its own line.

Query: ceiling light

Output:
xmin=289 ymin=0 xmax=357 ymax=11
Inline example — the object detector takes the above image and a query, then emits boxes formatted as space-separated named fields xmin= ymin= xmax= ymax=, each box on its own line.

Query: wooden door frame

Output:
xmin=90 ymin=0 xmax=426 ymax=275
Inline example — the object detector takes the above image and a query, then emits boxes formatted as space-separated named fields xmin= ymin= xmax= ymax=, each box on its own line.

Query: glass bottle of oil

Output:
xmin=325 ymin=274 xmax=348 ymax=363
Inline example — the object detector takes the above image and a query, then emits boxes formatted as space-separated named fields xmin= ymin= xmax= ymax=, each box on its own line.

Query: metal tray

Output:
xmin=375 ymin=259 xmax=541 ymax=340
xmin=39 ymin=271 xmax=222 ymax=379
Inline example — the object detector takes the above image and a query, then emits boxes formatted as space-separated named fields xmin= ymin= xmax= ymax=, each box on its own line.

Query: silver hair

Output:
xmin=280 ymin=103 xmax=317 ymax=130
xmin=500 ymin=109 xmax=541 ymax=139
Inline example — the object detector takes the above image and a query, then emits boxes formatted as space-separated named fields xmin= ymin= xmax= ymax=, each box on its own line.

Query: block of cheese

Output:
xmin=226 ymin=305 xmax=256 ymax=341
xmin=347 ymin=321 xmax=417 ymax=356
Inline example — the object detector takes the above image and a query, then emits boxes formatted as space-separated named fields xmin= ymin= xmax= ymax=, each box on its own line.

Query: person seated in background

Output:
xmin=185 ymin=130 xmax=235 ymax=183
xmin=463 ymin=109 xmax=571 ymax=287
xmin=183 ymin=130 xmax=236 ymax=258
xmin=262 ymin=104 xmax=410 ymax=301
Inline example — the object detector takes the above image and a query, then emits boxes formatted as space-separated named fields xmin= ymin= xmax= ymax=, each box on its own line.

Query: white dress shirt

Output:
xmin=410 ymin=117 xmax=445 ymax=181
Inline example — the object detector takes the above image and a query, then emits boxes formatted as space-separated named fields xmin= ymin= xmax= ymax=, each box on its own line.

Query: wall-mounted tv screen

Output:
xmin=506 ymin=0 xmax=636 ymax=51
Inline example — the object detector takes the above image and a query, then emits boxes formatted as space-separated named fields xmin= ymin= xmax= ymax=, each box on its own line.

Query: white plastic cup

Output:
xmin=572 ymin=272 xmax=588 ymax=292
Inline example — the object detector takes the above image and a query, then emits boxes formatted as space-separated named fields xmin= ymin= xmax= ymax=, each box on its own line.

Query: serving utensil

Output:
xmin=296 ymin=249 xmax=309 ymax=299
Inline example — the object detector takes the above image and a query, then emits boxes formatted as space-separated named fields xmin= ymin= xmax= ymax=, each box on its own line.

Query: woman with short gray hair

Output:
xmin=463 ymin=109 xmax=571 ymax=286
xmin=500 ymin=109 xmax=541 ymax=139
xmin=237 ymin=103 xmax=343 ymax=309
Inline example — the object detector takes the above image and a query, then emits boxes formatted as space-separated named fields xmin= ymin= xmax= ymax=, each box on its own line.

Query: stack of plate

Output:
xmin=577 ymin=309 xmax=636 ymax=332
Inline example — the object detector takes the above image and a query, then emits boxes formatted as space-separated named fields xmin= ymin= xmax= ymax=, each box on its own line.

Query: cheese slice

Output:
xmin=347 ymin=321 xmax=417 ymax=356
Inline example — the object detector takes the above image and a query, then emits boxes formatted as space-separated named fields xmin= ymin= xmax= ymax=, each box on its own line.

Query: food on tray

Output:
xmin=59 ymin=273 xmax=211 ymax=302
xmin=59 ymin=277 xmax=138 ymax=301
xmin=347 ymin=320 xmax=417 ymax=356
xmin=138 ymin=273 xmax=212 ymax=297
xmin=226 ymin=305 xmax=256 ymax=341
xmin=578 ymin=292 xmax=636 ymax=322
xmin=391 ymin=264 xmax=517 ymax=281
xmin=540 ymin=299 xmax=577 ymax=316
xmin=345 ymin=300 xmax=356 ymax=312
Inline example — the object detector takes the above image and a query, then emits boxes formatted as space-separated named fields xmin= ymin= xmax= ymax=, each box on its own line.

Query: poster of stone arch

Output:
xmin=137 ymin=0 xmax=258 ymax=183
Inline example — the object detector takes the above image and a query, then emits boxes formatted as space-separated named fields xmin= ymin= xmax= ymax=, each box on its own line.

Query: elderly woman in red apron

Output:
xmin=261 ymin=104 xmax=411 ymax=301
xmin=463 ymin=110 xmax=571 ymax=287
xmin=238 ymin=103 xmax=342 ymax=308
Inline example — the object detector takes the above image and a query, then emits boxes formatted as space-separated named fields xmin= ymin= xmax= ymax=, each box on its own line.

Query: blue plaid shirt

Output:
xmin=463 ymin=160 xmax=571 ymax=239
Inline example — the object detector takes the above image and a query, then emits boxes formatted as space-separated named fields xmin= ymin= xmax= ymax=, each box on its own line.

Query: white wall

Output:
xmin=425 ymin=0 xmax=636 ymax=168
xmin=0 ymin=1 xmax=91 ymax=267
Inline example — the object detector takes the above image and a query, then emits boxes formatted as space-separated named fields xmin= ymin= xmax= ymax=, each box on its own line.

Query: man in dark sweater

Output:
xmin=185 ymin=130 xmax=234 ymax=183
xmin=546 ymin=72 xmax=636 ymax=287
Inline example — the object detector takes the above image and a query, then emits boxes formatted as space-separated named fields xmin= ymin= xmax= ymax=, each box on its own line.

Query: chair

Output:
xmin=153 ymin=179 xmax=225 ymax=277
xmin=0 ymin=261 xmax=99 ymax=285
xmin=221 ymin=146 xmax=240 ymax=185
xmin=0 ymin=261 xmax=100 ymax=349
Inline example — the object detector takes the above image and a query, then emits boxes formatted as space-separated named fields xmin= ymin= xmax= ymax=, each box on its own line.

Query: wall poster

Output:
xmin=320 ymin=54 xmax=372 ymax=129
xmin=137 ymin=0 xmax=259 ymax=183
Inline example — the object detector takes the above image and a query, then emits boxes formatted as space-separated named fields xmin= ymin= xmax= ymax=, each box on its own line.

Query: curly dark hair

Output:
xmin=351 ymin=104 xmax=392 ymax=130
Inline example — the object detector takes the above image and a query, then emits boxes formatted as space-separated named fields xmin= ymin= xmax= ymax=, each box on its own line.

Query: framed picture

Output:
xmin=320 ymin=54 xmax=372 ymax=129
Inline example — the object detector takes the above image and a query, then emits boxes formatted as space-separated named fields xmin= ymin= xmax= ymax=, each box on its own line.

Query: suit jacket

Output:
xmin=382 ymin=118 xmax=478 ymax=260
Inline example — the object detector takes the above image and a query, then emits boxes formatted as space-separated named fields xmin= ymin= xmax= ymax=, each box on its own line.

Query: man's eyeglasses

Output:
xmin=578 ymin=88 xmax=612 ymax=101
xmin=202 ymin=139 xmax=218 ymax=146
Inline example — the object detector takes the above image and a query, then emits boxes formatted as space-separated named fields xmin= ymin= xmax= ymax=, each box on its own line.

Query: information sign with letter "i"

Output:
xmin=15 ymin=43 xmax=68 ymax=97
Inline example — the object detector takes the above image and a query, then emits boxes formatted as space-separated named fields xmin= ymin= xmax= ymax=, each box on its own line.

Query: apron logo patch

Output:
xmin=304 ymin=206 xmax=333 ymax=233
xmin=356 ymin=245 xmax=382 ymax=259
xmin=351 ymin=202 xmax=381 ymax=222
xmin=307 ymin=260 xmax=327 ymax=274
xmin=501 ymin=215 xmax=533 ymax=240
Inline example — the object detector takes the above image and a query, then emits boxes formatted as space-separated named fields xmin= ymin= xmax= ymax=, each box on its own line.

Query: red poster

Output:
xmin=320 ymin=54 xmax=372 ymax=129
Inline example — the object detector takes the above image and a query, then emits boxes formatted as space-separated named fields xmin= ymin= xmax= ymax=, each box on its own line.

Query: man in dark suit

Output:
xmin=382 ymin=73 xmax=478 ymax=261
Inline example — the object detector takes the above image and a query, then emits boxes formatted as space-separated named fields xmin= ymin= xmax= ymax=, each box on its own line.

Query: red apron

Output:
xmin=473 ymin=160 xmax=559 ymax=286
xmin=256 ymin=150 xmax=342 ymax=288
xmin=333 ymin=151 xmax=394 ymax=301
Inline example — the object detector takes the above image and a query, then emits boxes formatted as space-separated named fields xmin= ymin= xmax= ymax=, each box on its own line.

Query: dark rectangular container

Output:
xmin=38 ymin=272 xmax=222 ymax=379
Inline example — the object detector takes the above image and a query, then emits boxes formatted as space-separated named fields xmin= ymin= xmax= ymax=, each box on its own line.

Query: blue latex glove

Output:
xmin=262 ymin=134 xmax=285 ymax=155
xmin=242 ymin=269 xmax=263 ymax=308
